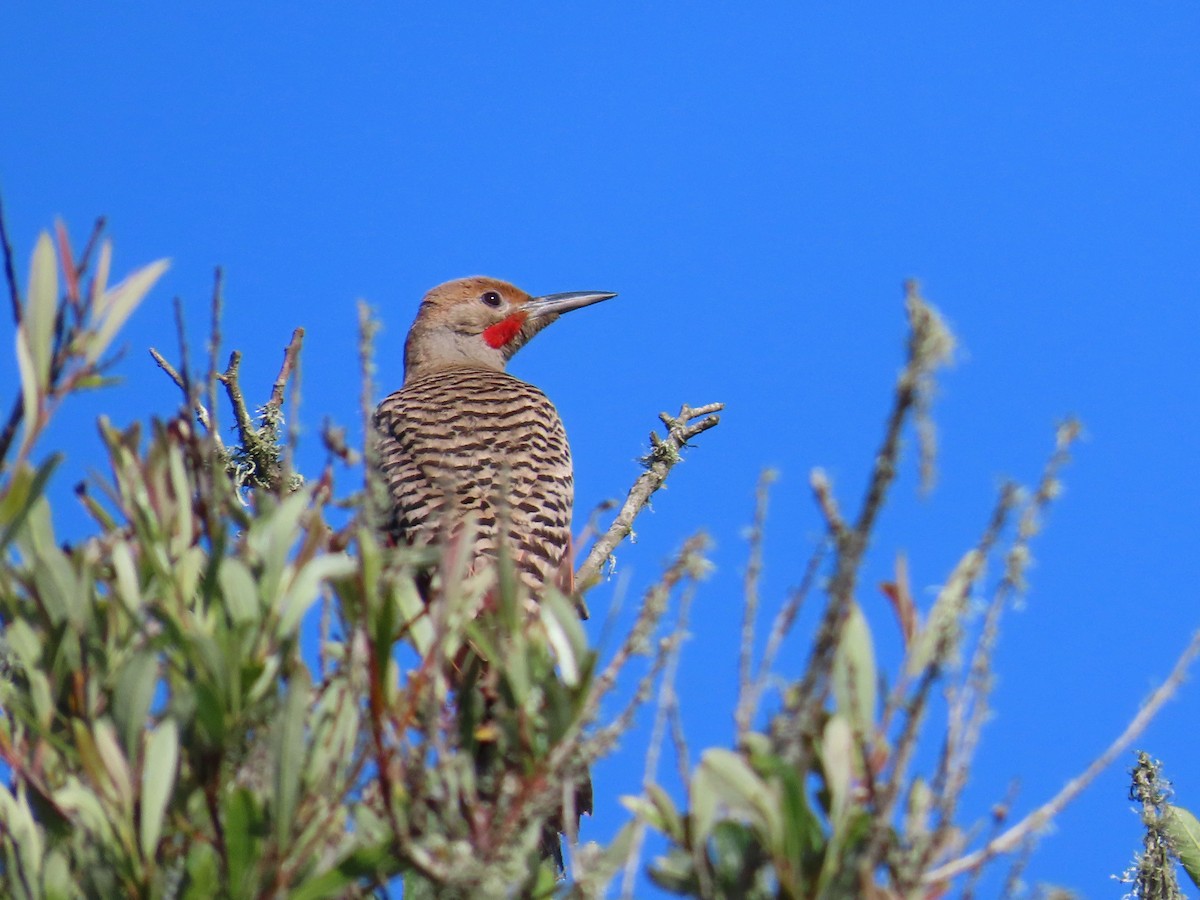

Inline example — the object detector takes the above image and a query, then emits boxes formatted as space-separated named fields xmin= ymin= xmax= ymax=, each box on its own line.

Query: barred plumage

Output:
xmin=371 ymin=276 xmax=614 ymax=597
xmin=374 ymin=366 xmax=575 ymax=593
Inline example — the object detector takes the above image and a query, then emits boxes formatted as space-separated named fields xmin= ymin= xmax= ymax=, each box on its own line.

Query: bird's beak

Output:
xmin=522 ymin=290 xmax=617 ymax=319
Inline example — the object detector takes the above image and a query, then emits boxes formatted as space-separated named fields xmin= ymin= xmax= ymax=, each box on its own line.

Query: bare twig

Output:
xmin=149 ymin=347 xmax=218 ymax=439
xmin=0 ymin=398 xmax=24 ymax=469
xmin=747 ymin=541 xmax=827 ymax=718
xmin=582 ymin=533 xmax=710 ymax=730
xmin=873 ymin=484 xmax=1015 ymax=880
xmin=621 ymin=564 xmax=698 ymax=899
xmin=0 ymin=191 xmax=20 ymax=326
xmin=774 ymin=283 xmax=953 ymax=762
xmin=268 ymin=328 xmax=305 ymax=415
xmin=922 ymin=629 xmax=1200 ymax=885
xmin=810 ymin=468 xmax=850 ymax=545
xmin=218 ymin=350 xmax=255 ymax=450
xmin=172 ymin=298 xmax=195 ymax=410
xmin=575 ymin=402 xmax=723 ymax=598
xmin=148 ymin=347 xmax=186 ymax=392
xmin=924 ymin=422 xmax=1081 ymax=874
xmin=205 ymin=268 xmax=224 ymax=442
xmin=0 ymin=193 xmax=24 ymax=466
xmin=358 ymin=301 xmax=386 ymax=533
xmin=735 ymin=470 xmax=776 ymax=740
xmin=74 ymin=217 xmax=106 ymax=280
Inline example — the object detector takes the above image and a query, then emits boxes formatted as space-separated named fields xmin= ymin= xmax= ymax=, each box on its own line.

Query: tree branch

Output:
xmin=574 ymin=402 xmax=723 ymax=606
xmin=268 ymin=328 xmax=304 ymax=415
xmin=149 ymin=347 xmax=218 ymax=439
xmin=0 ymin=191 xmax=20 ymax=327
xmin=922 ymin=629 xmax=1200 ymax=886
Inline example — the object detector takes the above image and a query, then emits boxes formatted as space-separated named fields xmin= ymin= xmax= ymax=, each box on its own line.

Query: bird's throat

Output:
xmin=482 ymin=312 xmax=529 ymax=349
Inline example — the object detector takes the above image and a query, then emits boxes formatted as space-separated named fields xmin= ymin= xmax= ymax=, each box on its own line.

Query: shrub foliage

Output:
xmin=0 ymin=218 xmax=1194 ymax=898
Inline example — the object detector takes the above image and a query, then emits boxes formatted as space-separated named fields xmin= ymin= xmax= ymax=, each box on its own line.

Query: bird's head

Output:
xmin=403 ymin=276 xmax=616 ymax=380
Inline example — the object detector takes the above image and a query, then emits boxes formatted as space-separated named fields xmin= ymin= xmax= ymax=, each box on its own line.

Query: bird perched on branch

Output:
xmin=374 ymin=276 xmax=615 ymax=599
xmin=372 ymin=275 xmax=615 ymax=865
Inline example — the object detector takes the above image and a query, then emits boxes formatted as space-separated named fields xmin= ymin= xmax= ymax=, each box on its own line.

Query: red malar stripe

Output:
xmin=482 ymin=312 xmax=528 ymax=348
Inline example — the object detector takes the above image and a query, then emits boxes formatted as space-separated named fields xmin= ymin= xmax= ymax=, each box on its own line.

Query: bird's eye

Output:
xmin=480 ymin=291 xmax=503 ymax=308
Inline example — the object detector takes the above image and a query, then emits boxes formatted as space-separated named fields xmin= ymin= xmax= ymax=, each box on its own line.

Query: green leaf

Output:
xmin=1167 ymin=804 xmax=1200 ymax=888
xmin=182 ymin=842 xmax=221 ymax=900
xmin=55 ymin=778 xmax=117 ymax=845
xmin=904 ymin=776 xmax=932 ymax=842
xmin=86 ymin=258 xmax=170 ymax=365
xmin=219 ymin=557 xmax=259 ymax=626
xmin=908 ymin=549 xmax=982 ymax=676
xmin=42 ymin=848 xmax=71 ymax=900
xmin=710 ymin=821 xmax=757 ymax=889
xmin=109 ymin=541 xmax=142 ymax=615
xmin=278 ymin=554 xmax=355 ymax=640
xmin=139 ymin=719 xmax=178 ymax=860
xmin=290 ymin=842 xmax=401 ymax=900
xmin=649 ymin=846 xmax=699 ymax=894
xmin=93 ymin=718 xmax=133 ymax=815
xmin=272 ymin=667 xmax=312 ymax=849
xmin=0 ymin=455 xmax=61 ymax=554
xmin=821 ymin=715 xmax=854 ymax=824
xmin=249 ymin=490 xmax=310 ymax=603
xmin=113 ymin=650 xmax=159 ymax=757
xmin=25 ymin=231 xmax=57 ymax=390
xmin=0 ymin=783 xmax=43 ymax=896
xmin=90 ymin=239 xmax=112 ymax=306
xmin=621 ymin=794 xmax=668 ymax=833
xmin=832 ymin=602 xmax=876 ymax=730
xmin=14 ymin=328 xmax=41 ymax=458
xmin=398 ymin=578 xmax=434 ymax=653
xmin=540 ymin=588 xmax=586 ymax=685
xmin=692 ymin=748 xmax=778 ymax=842
xmin=29 ymin=670 xmax=54 ymax=729
xmin=647 ymin=783 xmax=686 ymax=841
xmin=223 ymin=788 xmax=260 ymax=900
xmin=308 ymin=682 xmax=359 ymax=792
xmin=193 ymin=679 xmax=227 ymax=745
xmin=773 ymin=757 xmax=823 ymax=890
xmin=4 ymin=618 xmax=41 ymax=673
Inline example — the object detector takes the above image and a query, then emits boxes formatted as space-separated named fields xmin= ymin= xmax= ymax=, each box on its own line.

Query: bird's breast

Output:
xmin=374 ymin=368 xmax=574 ymax=592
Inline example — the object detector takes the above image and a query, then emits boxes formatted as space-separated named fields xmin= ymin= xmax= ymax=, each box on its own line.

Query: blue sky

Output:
xmin=3 ymin=4 xmax=1199 ymax=894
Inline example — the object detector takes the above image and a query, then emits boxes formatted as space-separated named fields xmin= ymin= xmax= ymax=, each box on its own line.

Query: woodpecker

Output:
xmin=372 ymin=276 xmax=614 ymax=866
xmin=373 ymin=276 xmax=615 ymax=598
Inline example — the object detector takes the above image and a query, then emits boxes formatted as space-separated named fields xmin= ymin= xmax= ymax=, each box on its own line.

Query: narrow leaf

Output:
xmin=540 ymin=589 xmax=583 ymax=685
xmin=219 ymin=557 xmax=259 ymax=626
xmin=278 ymin=554 xmax=355 ymax=639
xmin=272 ymin=667 xmax=312 ymax=848
xmin=821 ymin=714 xmax=854 ymax=824
xmin=93 ymin=719 xmax=134 ymax=815
xmin=113 ymin=650 xmax=159 ymax=757
xmin=692 ymin=748 xmax=777 ymax=839
xmin=223 ymin=788 xmax=258 ymax=898
xmin=86 ymin=258 xmax=170 ymax=365
xmin=139 ymin=720 xmax=179 ymax=860
xmin=15 ymin=328 xmax=40 ymax=457
xmin=832 ymin=601 xmax=877 ymax=730
xmin=0 ymin=455 xmax=61 ymax=554
xmin=26 ymin=231 xmax=57 ymax=388
xmin=91 ymin=239 xmax=112 ymax=308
